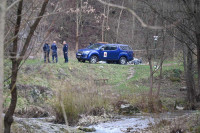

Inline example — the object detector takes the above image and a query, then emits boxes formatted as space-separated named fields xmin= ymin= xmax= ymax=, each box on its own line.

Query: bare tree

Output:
xmin=0 ymin=0 xmax=7 ymax=131
xmin=104 ymin=0 xmax=110 ymax=42
xmin=131 ymin=0 xmax=136 ymax=40
xmin=185 ymin=45 xmax=196 ymax=108
xmin=75 ymin=0 xmax=82 ymax=51
xmin=4 ymin=0 xmax=49 ymax=132
xmin=116 ymin=0 xmax=124 ymax=43
xmin=101 ymin=4 xmax=106 ymax=42
xmin=181 ymin=0 xmax=200 ymax=97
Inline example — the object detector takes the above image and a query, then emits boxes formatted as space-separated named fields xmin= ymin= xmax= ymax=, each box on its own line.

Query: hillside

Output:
xmin=4 ymin=56 xmax=187 ymax=125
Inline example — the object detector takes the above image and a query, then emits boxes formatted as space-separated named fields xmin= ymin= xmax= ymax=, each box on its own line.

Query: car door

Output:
xmin=109 ymin=45 xmax=119 ymax=60
xmin=128 ymin=46 xmax=133 ymax=60
xmin=99 ymin=45 xmax=110 ymax=61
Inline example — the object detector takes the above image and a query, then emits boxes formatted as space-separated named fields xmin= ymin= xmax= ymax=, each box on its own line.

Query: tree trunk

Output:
xmin=185 ymin=46 xmax=196 ymax=108
xmin=173 ymin=29 xmax=176 ymax=60
xmin=156 ymin=61 xmax=163 ymax=98
xmin=132 ymin=0 xmax=136 ymax=40
xmin=196 ymin=34 xmax=200 ymax=96
xmin=105 ymin=0 xmax=110 ymax=42
xmin=0 ymin=0 xmax=7 ymax=131
xmin=4 ymin=62 xmax=19 ymax=133
xmin=148 ymin=59 xmax=153 ymax=98
xmin=145 ymin=34 xmax=154 ymax=112
xmin=75 ymin=0 xmax=79 ymax=51
xmin=4 ymin=0 xmax=23 ymax=132
xmin=116 ymin=0 xmax=124 ymax=43
xmin=101 ymin=4 xmax=106 ymax=42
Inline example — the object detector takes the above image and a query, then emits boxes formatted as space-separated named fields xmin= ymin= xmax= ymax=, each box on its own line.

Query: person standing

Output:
xmin=51 ymin=41 xmax=58 ymax=63
xmin=63 ymin=41 xmax=68 ymax=63
xmin=43 ymin=42 xmax=50 ymax=63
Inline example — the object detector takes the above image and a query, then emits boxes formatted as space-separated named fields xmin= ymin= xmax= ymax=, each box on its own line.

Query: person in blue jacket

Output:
xmin=51 ymin=41 xmax=58 ymax=63
xmin=43 ymin=42 xmax=50 ymax=63
xmin=63 ymin=41 xmax=68 ymax=63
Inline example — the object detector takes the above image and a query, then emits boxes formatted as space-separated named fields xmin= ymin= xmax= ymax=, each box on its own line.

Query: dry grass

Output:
xmin=49 ymin=78 xmax=116 ymax=125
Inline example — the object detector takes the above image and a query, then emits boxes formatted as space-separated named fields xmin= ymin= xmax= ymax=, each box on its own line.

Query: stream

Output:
xmin=88 ymin=110 xmax=195 ymax=133
xmin=89 ymin=115 xmax=154 ymax=133
xmin=13 ymin=110 xmax=196 ymax=133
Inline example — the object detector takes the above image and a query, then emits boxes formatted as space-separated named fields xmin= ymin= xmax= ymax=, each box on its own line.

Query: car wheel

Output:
xmin=90 ymin=55 xmax=98 ymax=64
xmin=119 ymin=57 xmax=127 ymax=65
xmin=78 ymin=59 xmax=85 ymax=63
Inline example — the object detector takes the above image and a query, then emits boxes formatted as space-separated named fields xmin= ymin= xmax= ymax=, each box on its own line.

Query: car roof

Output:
xmin=95 ymin=43 xmax=129 ymax=46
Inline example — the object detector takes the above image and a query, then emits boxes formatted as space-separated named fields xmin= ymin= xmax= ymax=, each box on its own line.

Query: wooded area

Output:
xmin=0 ymin=0 xmax=200 ymax=132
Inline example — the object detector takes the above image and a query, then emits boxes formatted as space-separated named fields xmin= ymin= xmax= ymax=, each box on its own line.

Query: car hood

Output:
xmin=78 ymin=48 xmax=95 ymax=52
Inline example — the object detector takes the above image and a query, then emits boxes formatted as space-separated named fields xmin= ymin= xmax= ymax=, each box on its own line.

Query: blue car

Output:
xmin=76 ymin=43 xmax=133 ymax=64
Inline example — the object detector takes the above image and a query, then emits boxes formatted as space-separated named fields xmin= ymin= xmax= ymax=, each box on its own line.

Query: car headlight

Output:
xmin=83 ymin=51 xmax=90 ymax=55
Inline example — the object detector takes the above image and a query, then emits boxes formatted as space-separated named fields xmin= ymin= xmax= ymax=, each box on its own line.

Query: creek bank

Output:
xmin=13 ymin=116 xmax=71 ymax=133
xmin=87 ymin=110 xmax=198 ymax=133
xmin=147 ymin=111 xmax=200 ymax=133
xmin=16 ymin=84 xmax=53 ymax=104
xmin=11 ymin=110 xmax=198 ymax=133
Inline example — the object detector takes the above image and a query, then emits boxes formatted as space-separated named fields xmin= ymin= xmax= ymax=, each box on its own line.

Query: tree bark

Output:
xmin=75 ymin=0 xmax=79 ymax=51
xmin=148 ymin=57 xmax=154 ymax=97
xmin=185 ymin=45 xmax=196 ymax=108
xmin=4 ymin=1 xmax=23 ymax=132
xmin=4 ymin=62 xmax=18 ymax=133
xmin=156 ymin=63 xmax=163 ymax=98
xmin=0 ymin=0 xmax=7 ymax=131
xmin=116 ymin=0 xmax=124 ymax=43
xmin=101 ymin=4 xmax=106 ymax=42
xmin=173 ymin=29 xmax=176 ymax=60
xmin=148 ymin=58 xmax=154 ymax=112
xmin=105 ymin=0 xmax=110 ymax=42
xmin=132 ymin=0 xmax=136 ymax=40
xmin=145 ymin=33 xmax=154 ymax=112
xmin=196 ymin=34 xmax=200 ymax=95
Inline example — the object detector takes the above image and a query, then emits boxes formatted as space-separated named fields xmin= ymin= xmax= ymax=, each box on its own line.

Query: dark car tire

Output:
xmin=119 ymin=57 xmax=127 ymax=65
xmin=106 ymin=61 xmax=112 ymax=64
xmin=78 ymin=59 xmax=85 ymax=63
xmin=89 ymin=55 xmax=98 ymax=64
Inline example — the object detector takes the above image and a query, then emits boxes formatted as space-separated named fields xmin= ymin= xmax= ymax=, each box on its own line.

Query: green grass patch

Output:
xmin=4 ymin=58 xmax=186 ymax=120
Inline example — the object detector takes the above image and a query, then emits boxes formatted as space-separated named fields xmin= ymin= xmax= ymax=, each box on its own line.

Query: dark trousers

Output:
xmin=64 ymin=53 xmax=68 ymax=63
xmin=44 ymin=51 xmax=50 ymax=63
xmin=52 ymin=52 xmax=58 ymax=63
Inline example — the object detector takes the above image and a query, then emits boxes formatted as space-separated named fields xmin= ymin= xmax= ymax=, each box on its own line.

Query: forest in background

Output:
xmin=5 ymin=0 xmax=183 ymax=56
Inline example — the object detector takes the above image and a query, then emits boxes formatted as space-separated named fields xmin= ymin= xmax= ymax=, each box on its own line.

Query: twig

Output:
xmin=6 ymin=0 xmax=22 ymax=11
xmin=97 ymin=0 xmax=180 ymax=30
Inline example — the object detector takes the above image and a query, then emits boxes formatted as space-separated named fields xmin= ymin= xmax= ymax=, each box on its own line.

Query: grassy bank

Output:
xmin=3 ymin=57 xmax=185 ymax=124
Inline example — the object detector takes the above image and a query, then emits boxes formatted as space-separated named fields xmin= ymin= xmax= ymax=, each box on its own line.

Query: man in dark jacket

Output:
xmin=51 ymin=41 xmax=58 ymax=63
xmin=63 ymin=41 xmax=68 ymax=63
xmin=43 ymin=42 xmax=50 ymax=63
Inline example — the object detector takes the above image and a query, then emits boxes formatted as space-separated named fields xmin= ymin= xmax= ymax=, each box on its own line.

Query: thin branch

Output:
xmin=6 ymin=0 xmax=22 ymax=11
xmin=97 ymin=0 xmax=180 ymax=30
xmin=10 ymin=0 xmax=23 ymax=62
xmin=18 ymin=0 xmax=49 ymax=63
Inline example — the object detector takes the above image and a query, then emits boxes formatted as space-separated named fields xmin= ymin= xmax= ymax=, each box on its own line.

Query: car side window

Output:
xmin=104 ymin=45 xmax=110 ymax=50
xmin=120 ymin=46 xmax=131 ymax=51
xmin=110 ymin=45 xmax=117 ymax=50
xmin=120 ymin=46 xmax=126 ymax=50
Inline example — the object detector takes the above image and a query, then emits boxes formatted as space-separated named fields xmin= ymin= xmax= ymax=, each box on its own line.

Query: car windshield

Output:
xmin=88 ymin=43 xmax=102 ymax=50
